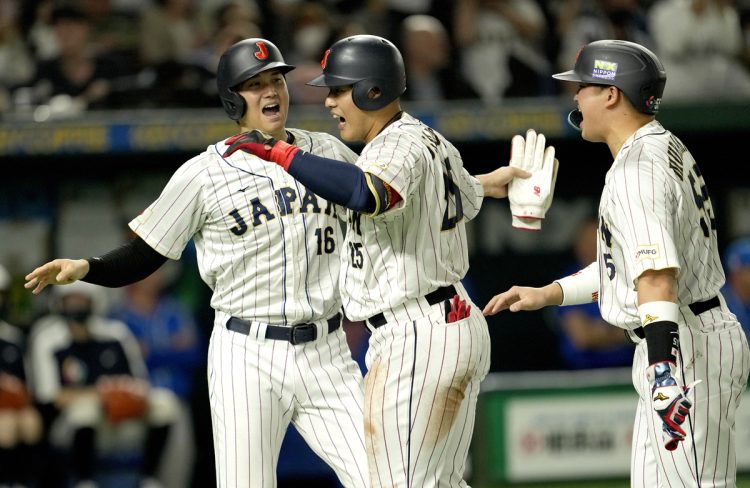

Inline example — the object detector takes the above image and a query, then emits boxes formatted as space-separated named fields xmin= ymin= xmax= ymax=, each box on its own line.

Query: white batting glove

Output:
xmin=508 ymin=129 xmax=558 ymax=231
xmin=647 ymin=361 xmax=701 ymax=451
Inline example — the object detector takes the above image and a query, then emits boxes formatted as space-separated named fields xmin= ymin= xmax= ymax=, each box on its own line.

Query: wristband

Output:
xmin=269 ymin=140 xmax=300 ymax=171
xmin=638 ymin=300 xmax=679 ymax=327
xmin=640 ymin=300 xmax=680 ymax=365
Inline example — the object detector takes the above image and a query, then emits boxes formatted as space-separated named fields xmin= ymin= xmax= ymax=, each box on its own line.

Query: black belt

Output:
xmin=227 ymin=313 xmax=341 ymax=345
xmin=628 ymin=296 xmax=720 ymax=341
xmin=367 ymin=285 xmax=457 ymax=328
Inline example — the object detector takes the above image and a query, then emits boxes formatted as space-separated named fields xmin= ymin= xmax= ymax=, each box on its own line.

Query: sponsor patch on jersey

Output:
xmin=592 ymin=59 xmax=618 ymax=80
xmin=635 ymin=244 xmax=660 ymax=262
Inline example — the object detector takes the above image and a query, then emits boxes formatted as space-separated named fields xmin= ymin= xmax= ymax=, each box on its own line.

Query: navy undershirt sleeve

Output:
xmin=287 ymin=151 xmax=377 ymax=213
xmin=83 ymin=236 xmax=168 ymax=287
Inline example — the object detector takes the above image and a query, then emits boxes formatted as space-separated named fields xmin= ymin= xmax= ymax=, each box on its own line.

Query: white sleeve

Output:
xmin=609 ymin=157 xmax=680 ymax=283
xmin=359 ymin=132 xmax=422 ymax=204
xmin=457 ymin=170 xmax=484 ymax=222
xmin=129 ymin=158 xmax=208 ymax=260
xmin=555 ymin=262 xmax=600 ymax=306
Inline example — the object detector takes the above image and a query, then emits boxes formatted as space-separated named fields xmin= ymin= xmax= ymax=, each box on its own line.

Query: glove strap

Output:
xmin=511 ymin=215 xmax=541 ymax=231
xmin=269 ymin=140 xmax=300 ymax=171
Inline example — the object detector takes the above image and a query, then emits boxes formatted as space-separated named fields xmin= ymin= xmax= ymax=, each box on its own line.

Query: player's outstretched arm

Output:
xmin=483 ymin=282 xmax=563 ymax=316
xmin=24 ymin=259 xmax=90 ymax=295
xmin=25 ymin=237 xmax=168 ymax=294
xmin=475 ymin=166 xmax=531 ymax=199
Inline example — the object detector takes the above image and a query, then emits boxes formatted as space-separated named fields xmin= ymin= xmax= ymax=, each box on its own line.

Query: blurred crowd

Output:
xmin=0 ymin=258 xmax=207 ymax=487
xmin=2 ymin=0 xmax=750 ymax=119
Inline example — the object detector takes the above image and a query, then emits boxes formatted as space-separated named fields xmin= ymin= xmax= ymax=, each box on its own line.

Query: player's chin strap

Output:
xmin=567 ymin=110 xmax=583 ymax=131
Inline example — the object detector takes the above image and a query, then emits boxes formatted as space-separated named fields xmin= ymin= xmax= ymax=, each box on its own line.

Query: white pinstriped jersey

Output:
xmin=596 ymin=120 xmax=728 ymax=330
xmin=340 ymin=112 xmax=484 ymax=321
xmin=130 ymin=129 xmax=357 ymax=325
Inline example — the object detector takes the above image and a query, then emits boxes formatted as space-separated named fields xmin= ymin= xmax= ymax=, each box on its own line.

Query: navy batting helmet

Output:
xmin=306 ymin=35 xmax=406 ymax=111
xmin=554 ymin=40 xmax=666 ymax=116
xmin=217 ymin=38 xmax=295 ymax=121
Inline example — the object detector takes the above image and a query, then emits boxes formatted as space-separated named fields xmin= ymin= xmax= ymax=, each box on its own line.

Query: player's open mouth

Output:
xmin=333 ymin=113 xmax=345 ymax=129
xmin=262 ymin=104 xmax=280 ymax=116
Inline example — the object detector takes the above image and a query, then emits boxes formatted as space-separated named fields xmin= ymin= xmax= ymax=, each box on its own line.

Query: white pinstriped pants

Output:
xmin=363 ymin=291 xmax=491 ymax=488
xmin=208 ymin=321 xmax=369 ymax=488
xmin=630 ymin=304 xmax=750 ymax=488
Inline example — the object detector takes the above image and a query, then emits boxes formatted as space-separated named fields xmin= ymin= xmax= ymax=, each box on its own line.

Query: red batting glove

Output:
xmin=223 ymin=130 xmax=299 ymax=171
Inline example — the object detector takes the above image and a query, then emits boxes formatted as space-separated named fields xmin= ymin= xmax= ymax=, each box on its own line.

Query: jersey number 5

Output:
xmin=441 ymin=156 xmax=464 ymax=230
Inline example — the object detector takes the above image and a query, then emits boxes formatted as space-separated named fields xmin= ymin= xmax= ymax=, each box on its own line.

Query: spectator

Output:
xmin=0 ymin=0 xmax=35 ymax=93
xmin=79 ymin=0 xmax=140 ymax=59
xmin=554 ymin=0 xmax=652 ymax=95
xmin=400 ymin=14 xmax=479 ymax=101
xmin=189 ymin=1 xmax=261 ymax=76
xmin=286 ymin=18 xmax=368 ymax=105
xmin=138 ymin=0 xmax=216 ymax=107
xmin=32 ymin=4 xmax=122 ymax=112
xmin=28 ymin=281 xmax=178 ymax=488
xmin=554 ymin=219 xmax=634 ymax=369
xmin=722 ymin=237 xmax=750 ymax=334
xmin=109 ymin=264 xmax=203 ymax=488
xmin=366 ymin=0 xmax=434 ymax=42
xmin=648 ymin=0 xmax=750 ymax=101
xmin=455 ymin=0 xmax=550 ymax=102
xmin=26 ymin=0 xmax=59 ymax=62
xmin=0 ymin=264 xmax=43 ymax=487
xmin=139 ymin=0 xmax=206 ymax=67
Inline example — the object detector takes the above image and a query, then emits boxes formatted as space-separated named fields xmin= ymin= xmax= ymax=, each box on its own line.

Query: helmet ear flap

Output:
xmin=222 ymin=89 xmax=246 ymax=121
xmin=352 ymin=78 xmax=395 ymax=111
xmin=352 ymin=81 xmax=380 ymax=111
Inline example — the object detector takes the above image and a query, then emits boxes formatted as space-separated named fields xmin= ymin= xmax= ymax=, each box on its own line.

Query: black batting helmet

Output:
xmin=554 ymin=40 xmax=666 ymax=115
xmin=217 ymin=38 xmax=295 ymax=121
xmin=306 ymin=35 xmax=406 ymax=111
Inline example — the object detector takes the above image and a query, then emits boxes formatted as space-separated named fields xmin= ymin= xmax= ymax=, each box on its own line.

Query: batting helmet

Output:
xmin=306 ymin=35 xmax=406 ymax=111
xmin=554 ymin=40 xmax=666 ymax=116
xmin=217 ymin=38 xmax=295 ymax=121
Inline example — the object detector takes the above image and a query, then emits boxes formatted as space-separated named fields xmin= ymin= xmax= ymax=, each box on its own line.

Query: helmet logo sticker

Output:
xmin=321 ymin=49 xmax=331 ymax=69
xmin=646 ymin=95 xmax=661 ymax=112
xmin=592 ymin=59 xmax=618 ymax=81
xmin=575 ymin=45 xmax=585 ymax=62
xmin=254 ymin=41 xmax=269 ymax=60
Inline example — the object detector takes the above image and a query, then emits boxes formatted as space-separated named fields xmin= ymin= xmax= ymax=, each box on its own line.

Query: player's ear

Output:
xmin=605 ymin=86 xmax=621 ymax=107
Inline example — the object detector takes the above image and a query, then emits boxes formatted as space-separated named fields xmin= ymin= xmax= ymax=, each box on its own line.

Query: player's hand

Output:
xmin=24 ymin=258 xmax=89 ymax=295
xmin=476 ymin=166 xmax=531 ymax=199
xmin=507 ymin=129 xmax=558 ymax=231
xmin=483 ymin=284 xmax=556 ymax=316
xmin=223 ymin=130 xmax=299 ymax=170
xmin=647 ymin=361 xmax=701 ymax=451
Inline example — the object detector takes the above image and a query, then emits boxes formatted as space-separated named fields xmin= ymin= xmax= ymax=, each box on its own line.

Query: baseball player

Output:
xmin=0 ymin=264 xmax=43 ymax=487
xmin=221 ymin=34 xmax=533 ymax=487
xmin=484 ymin=40 xmax=750 ymax=487
xmin=24 ymin=39 xmax=369 ymax=488
xmin=28 ymin=281 xmax=178 ymax=487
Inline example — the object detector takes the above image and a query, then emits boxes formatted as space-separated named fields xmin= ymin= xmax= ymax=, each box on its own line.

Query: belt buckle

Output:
xmin=290 ymin=323 xmax=316 ymax=345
